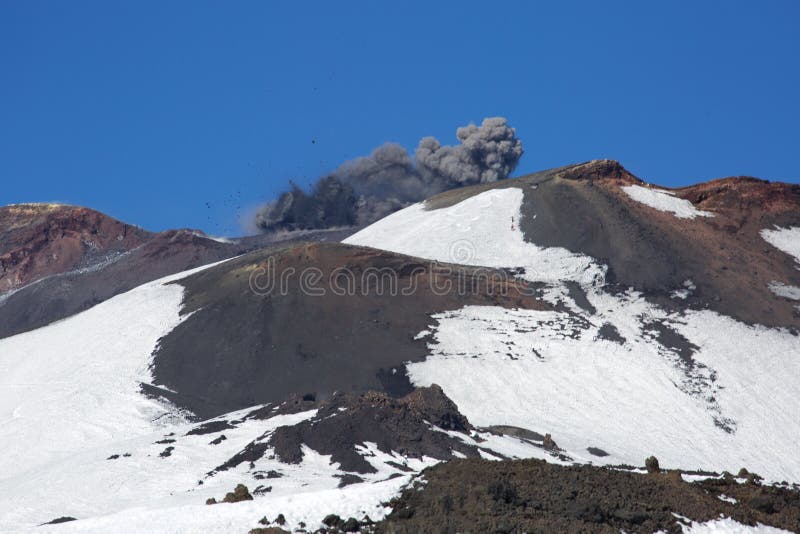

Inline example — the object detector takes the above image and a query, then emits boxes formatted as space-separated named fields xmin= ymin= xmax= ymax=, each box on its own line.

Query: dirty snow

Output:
xmin=768 ymin=281 xmax=800 ymax=300
xmin=407 ymin=302 xmax=800 ymax=482
xmin=622 ymin=184 xmax=714 ymax=219
xmin=682 ymin=517 xmax=792 ymax=533
xmin=672 ymin=279 xmax=697 ymax=300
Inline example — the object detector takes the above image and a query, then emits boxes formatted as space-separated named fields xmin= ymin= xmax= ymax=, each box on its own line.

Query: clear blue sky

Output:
xmin=2 ymin=1 xmax=798 ymax=235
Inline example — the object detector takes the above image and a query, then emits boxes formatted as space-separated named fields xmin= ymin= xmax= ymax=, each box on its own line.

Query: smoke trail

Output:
xmin=255 ymin=117 xmax=523 ymax=232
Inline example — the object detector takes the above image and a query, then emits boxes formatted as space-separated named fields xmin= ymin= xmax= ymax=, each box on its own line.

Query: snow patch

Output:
xmin=768 ymin=281 xmax=800 ymax=300
xmin=622 ymin=184 xmax=714 ymax=219
xmin=761 ymin=226 xmax=800 ymax=266
xmin=672 ymin=279 xmax=697 ymax=300
xmin=682 ymin=517 xmax=792 ymax=533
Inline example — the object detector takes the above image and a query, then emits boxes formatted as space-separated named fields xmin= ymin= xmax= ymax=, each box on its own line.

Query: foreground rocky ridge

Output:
xmin=375 ymin=458 xmax=800 ymax=533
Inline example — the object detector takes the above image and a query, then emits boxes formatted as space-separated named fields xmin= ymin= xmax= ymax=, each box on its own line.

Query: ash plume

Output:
xmin=255 ymin=117 xmax=523 ymax=232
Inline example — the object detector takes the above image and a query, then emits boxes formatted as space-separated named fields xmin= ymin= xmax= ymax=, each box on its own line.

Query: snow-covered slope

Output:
xmin=345 ymin=188 xmax=604 ymax=285
xmin=0 ymin=266 xmax=203 ymax=482
xmin=345 ymin=187 xmax=800 ymax=482
xmin=622 ymin=184 xmax=714 ymax=219
xmin=762 ymin=226 xmax=800 ymax=266
xmin=0 ymin=256 xmax=558 ymax=533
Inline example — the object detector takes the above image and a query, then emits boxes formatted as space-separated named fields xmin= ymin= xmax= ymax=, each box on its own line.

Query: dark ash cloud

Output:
xmin=255 ymin=117 xmax=523 ymax=232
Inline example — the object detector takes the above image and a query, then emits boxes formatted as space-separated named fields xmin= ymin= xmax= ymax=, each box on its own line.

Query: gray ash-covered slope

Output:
xmin=0 ymin=202 xmax=354 ymax=338
xmin=427 ymin=159 xmax=800 ymax=328
xmin=148 ymin=159 xmax=800 ymax=421
xmin=148 ymin=241 xmax=549 ymax=419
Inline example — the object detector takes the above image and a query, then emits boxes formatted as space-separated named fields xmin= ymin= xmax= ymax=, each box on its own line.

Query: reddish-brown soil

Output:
xmin=0 ymin=203 xmax=152 ymax=292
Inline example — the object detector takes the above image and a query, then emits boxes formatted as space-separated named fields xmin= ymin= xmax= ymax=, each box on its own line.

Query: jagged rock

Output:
xmin=542 ymin=433 xmax=559 ymax=451
xmin=42 ymin=517 xmax=77 ymax=525
xmin=746 ymin=472 xmax=763 ymax=485
xmin=323 ymin=514 xmax=344 ymax=529
xmin=216 ymin=386 xmax=480 ymax=475
xmin=377 ymin=457 xmax=800 ymax=533
xmin=645 ymin=456 xmax=660 ymax=473
xmin=342 ymin=517 xmax=360 ymax=531
xmin=222 ymin=483 xmax=253 ymax=503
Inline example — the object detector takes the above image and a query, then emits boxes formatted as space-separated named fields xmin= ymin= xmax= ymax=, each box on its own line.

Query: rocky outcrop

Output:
xmin=214 ymin=386 xmax=482 ymax=475
xmin=0 ymin=203 xmax=152 ymax=292
xmin=378 ymin=458 xmax=800 ymax=533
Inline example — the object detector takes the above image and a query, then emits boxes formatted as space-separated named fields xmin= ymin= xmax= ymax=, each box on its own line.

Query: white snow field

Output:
xmin=761 ymin=226 xmax=800 ymax=265
xmin=622 ymin=184 xmax=714 ymax=219
xmin=346 ymin=187 xmax=800 ymax=483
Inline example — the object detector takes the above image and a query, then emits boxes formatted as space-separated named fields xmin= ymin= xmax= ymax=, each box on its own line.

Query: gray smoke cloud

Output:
xmin=255 ymin=117 xmax=523 ymax=232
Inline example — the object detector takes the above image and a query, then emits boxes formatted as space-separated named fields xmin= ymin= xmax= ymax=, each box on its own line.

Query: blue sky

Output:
xmin=1 ymin=1 xmax=798 ymax=235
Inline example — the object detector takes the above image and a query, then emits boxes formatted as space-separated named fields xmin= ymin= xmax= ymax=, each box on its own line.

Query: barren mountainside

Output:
xmin=1 ymin=161 xmax=799 ymax=533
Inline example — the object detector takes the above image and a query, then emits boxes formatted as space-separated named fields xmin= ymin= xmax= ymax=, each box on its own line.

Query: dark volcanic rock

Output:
xmin=587 ymin=447 xmax=609 ymax=457
xmin=149 ymin=242 xmax=548 ymax=419
xmin=646 ymin=455 xmax=661 ymax=473
xmin=41 ymin=516 xmax=77 ymax=525
xmin=377 ymin=458 xmax=800 ymax=533
xmin=249 ymin=528 xmax=290 ymax=534
xmin=216 ymin=386 xmax=482 ymax=475
xmin=185 ymin=420 xmax=235 ymax=436
xmin=267 ymin=386 xmax=475 ymax=473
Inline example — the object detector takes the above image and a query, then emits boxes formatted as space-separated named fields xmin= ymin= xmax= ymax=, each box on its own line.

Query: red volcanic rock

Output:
xmin=0 ymin=203 xmax=153 ymax=292
xmin=675 ymin=176 xmax=800 ymax=216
